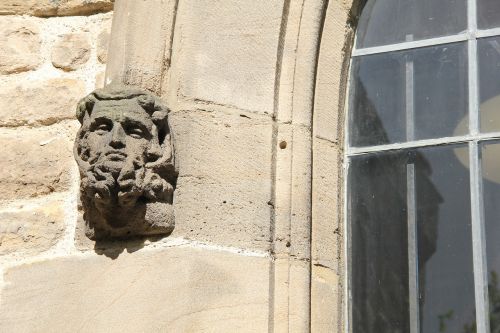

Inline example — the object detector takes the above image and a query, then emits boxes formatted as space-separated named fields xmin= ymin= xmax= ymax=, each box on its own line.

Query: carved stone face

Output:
xmin=87 ymin=100 xmax=153 ymax=178
xmin=74 ymin=84 xmax=177 ymax=240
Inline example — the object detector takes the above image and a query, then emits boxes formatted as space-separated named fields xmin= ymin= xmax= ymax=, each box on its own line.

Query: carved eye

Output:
xmin=127 ymin=127 xmax=145 ymax=139
xmin=94 ymin=123 xmax=111 ymax=135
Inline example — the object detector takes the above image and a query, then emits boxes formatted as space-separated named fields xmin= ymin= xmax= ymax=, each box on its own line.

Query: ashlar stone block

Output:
xmin=169 ymin=109 xmax=273 ymax=250
xmin=312 ymin=138 xmax=341 ymax=270
xmin=311 ymin=265 xmax=341 ymax=332
xmin=313 ymin=0 xmax=351 ymax=143
xmin=172 ymin=0 xmax=284 ymax=114
xmin=0 ymin=246 xmax=270 ymax=332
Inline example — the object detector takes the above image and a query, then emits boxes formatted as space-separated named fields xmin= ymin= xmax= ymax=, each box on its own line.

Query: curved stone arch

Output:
xmin=104 ymin=0 xmax=365 ymax=330
xmin=269 ymin=1 xmax=329 ymax=330
xmin=271 ymin=0 xmax=365 ymax=330
xmin=309 ymin=0 xmax=364 ymax=331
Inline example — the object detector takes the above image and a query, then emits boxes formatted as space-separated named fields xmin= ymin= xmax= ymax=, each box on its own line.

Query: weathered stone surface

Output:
xmin=0 ymin=0 xmax=114 ymax=17
xmin=271 ymin=258 xmax=312 ymax=333
xmin=311 ymin=0 xmax=350 ymax=271
xmin=0 ymin=17 xmax=41 ymax=74
xmin=313 ymin=0 xmax=350 ymax=143
xmin=311 ymin=265 xmax=341 ymax=332
xmin=0 ymin=78 xmax=85 ymax=127
xmin=97 ymin=28 xmax=110 ymax=64
xmin=0 ymin=124 xmax=76 ymax=200
xmin=312 ymin=138 xmax=341 ymax=270
xmin=52 ymin=33 xmax=91 ymax=71
xmin=309 ymin=2 xmax=351 ymax=329
xmin=0 ymin=198 xmax=65 ymax=256
xmin=0 ymin=246 xmax=270 ymax=332
xmin=106 ymin=0 xmax=177 ymax=94
xmin=289 ymin=260 xmax=311 ymax=332
xmin=74 ymin=85 xmax=177 ymax=240
xmin=169 ymin=109 xmax=273 ymax=250
xmin=95 ymin=71 xmax=105 ymax=88
xmin=171 ymin=0 xmax=284 ymax=114
xmin=288 ymin=125 xmax=312 ymax=261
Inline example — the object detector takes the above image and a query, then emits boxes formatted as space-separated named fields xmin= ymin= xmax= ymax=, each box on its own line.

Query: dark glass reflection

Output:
xmin=356 ymin=0 xmax=466 ymax=49
xmin=481 ymin=141 xmax=500 ymax=331
xmin=350 ymin=150 xmax=409 ymax=332
xmin=350 ymin=43 xmax=468 ymax=147
xmin=478 ymin=37 xmax=500 ymax=133
xmin=349 ymin=145 xmax=475 ymax=333
xmin=478 ymin=0 xmax=500 ymax=29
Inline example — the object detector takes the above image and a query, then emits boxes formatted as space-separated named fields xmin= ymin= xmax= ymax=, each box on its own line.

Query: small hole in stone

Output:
xmin=286 ymin=241 xmax=291 ymax=247
xmin=223 ymin=200 xmax=227 ymax=204
xmin=279 ymin=141 xmax=287 ymax=149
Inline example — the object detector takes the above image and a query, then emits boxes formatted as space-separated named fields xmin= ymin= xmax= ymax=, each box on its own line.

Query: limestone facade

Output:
xmin=0 ymin=0 xmax=362 ymax=331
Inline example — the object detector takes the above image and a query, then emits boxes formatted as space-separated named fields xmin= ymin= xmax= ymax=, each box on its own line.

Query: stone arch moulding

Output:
xmin=310 ymin=0 xmax=363 ymax=332
xmin=101 ymin=0 xmax=362 ymax=331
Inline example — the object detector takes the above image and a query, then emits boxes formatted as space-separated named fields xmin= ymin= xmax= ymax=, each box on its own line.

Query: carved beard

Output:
xmin=77 ymin=130 xmax=175 ymax=235
xmin=82 ymin=150 xmax=173 ymax=209
xmin=83 ymin=150 xmax=146 ymax=210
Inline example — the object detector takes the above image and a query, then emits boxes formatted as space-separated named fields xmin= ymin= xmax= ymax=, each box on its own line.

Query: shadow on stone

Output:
xmin=93 ymin=233 xmax=171 ymax=259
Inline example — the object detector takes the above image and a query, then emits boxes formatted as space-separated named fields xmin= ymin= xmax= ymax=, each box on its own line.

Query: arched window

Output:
xmin=347 ymin=1 xmax=500 ymax=332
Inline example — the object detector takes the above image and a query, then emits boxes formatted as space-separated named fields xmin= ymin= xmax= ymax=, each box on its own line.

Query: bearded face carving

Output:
xmin=74 ymin=84 xmax=177 ymax=240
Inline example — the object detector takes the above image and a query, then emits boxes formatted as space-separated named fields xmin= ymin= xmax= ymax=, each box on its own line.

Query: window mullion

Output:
xmin=406 ymin=163 xmax=420 ymax=333
xmin=469 ymin=141 xmax=490 ymax=333
xmin=405 ymin=35 xmax=415 ymax=142
xmin=404 ymin=37 xmax=420 ymax=333
xmin=468 ymin=0 xmax=490 ymax=330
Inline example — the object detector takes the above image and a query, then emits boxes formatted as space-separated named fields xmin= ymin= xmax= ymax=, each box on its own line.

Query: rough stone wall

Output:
xmin=0 ymin=7 xmax=112 ymax=249
xmin=0 ymin=0 xmax=113 ymax=327
xmin=0 ymin=0 xmax=359 ymax=331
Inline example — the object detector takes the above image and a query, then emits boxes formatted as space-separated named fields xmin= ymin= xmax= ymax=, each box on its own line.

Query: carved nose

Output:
xmin=110 ymin=124 xmax=126 ymax=148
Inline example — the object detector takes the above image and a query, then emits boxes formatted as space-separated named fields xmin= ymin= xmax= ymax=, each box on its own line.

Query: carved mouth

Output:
xmin=105 ymin=151 xmax=127 ymax=161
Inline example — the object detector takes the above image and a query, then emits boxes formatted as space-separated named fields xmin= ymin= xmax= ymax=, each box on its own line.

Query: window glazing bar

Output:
xmin=346 ymin=131 xmax=500 ymax=156
xmin=469 ymin=39 xmax=479 ymax=136
xmin=352 ymin=28 xmax=500 ymax=58
xmin=352 ymin=34 xmax=468 ymax=57
xmin=477 ymin=27 xmax=500 ymax=39
xmin=405 ymin=35 xmax=415 ymax=141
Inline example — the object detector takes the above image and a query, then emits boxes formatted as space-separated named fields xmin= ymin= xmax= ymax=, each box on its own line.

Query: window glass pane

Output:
xmin=415 ymin=145 xmax=475 ymax=333
xmin=350 ymin=150 xmax=409 ymax=332
xmin=481 ymin=141 xmax=500 ymax=331
xmin=356 ymin=0 xmax=467 ymax=49
xmin=478 ymin=0 xmax=500 ymax=30
xmin=478 ymin=36 xmax=500 ymax=133
xmin=349 ymin=145 xmax=475 ymax=333
xmin=349 ymin=43 xmax=468 ymax=147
